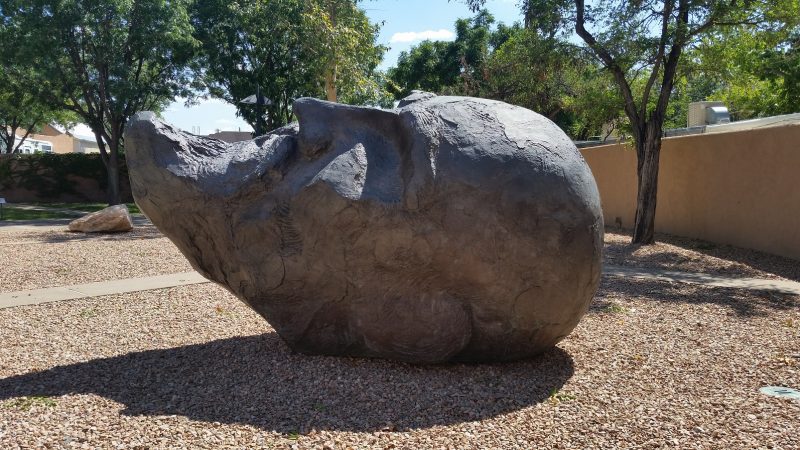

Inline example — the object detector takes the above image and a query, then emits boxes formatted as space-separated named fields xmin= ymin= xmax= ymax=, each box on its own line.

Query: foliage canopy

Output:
xmin=191 ymin=0 xmax=390 ymax=133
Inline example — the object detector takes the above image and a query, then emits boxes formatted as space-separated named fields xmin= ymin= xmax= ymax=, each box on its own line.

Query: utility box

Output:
xmin=688 ymin=101 xmax=730 ymax=126
xmin=706 ymin=106 xmax=731 ymax=125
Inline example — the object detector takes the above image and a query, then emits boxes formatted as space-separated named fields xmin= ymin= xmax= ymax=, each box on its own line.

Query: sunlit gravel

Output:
xmin=0 ymin=227 xmax=797 ymax=448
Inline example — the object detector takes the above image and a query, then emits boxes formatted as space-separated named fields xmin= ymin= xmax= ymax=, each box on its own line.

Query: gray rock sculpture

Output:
xmin=125 ymin=93 xmax=603 ymax=363
xmin=68 ymin=204 xmax=133 ymax=233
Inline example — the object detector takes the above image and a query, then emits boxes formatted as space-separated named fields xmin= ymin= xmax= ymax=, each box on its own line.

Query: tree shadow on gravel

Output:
xmin=604 ymin=227 xmax=800 ymax=281
xmin=0 ymin=333 xmax=573 ymax=433
xmin=595 ymin=276 xmax=799 ymax=317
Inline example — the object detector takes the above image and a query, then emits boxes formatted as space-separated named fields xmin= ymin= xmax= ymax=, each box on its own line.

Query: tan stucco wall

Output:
xmin=580 ymin=123 xmax=800 ymax=260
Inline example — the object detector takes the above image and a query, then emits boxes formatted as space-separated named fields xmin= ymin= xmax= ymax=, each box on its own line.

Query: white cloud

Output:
xmin=389 ymin=29 xmax=455 ymax=43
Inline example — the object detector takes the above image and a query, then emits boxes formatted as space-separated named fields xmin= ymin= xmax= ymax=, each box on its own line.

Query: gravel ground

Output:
xmin=605 ymin=228 xmax=800 ymax=281
xmin=0 ymin=226 xmax=798 ymax=448
xmin=0 ymin=279 xmax=798 ymax=448
xmin=0 ymin=224 xmax=192 ymax=292
xmin=3 ymin=225 xmax=796 ymax=295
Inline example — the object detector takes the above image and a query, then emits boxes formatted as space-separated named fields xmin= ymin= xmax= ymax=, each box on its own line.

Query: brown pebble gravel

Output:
xmin=0 ymin=227 xmax=798 ymax=449
xmin=0 ymin=224 xmax=192 ymax=292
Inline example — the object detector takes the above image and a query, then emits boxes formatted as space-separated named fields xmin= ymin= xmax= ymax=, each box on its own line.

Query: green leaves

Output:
xmin=191 ymin=0 xmax=389 ymax=132
xmin=387 ymin=11 xmax=499 ymax=99
xmin=1 ymin=0 xmax=200 ymax=203
xmin=682 ymin=1 xmax=800 ymax=119
xmin=2 ymin=0 xmax=198 ymax=141
xmin=387 ymin=11 xmax=623 ymax=140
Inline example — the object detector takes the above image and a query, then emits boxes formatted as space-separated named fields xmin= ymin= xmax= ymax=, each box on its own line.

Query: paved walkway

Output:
xmin=0 ymin=272 xmax=208 ymax=309
xmin=1 ymin=265 xmax=798 ymax=310
xmin=605 ymin=265 xmax=800 ymax=295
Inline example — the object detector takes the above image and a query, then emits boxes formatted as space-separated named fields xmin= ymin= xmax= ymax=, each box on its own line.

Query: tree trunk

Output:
xmin=1 ymin=135 xmax=13 ymax=154
xmin=106 ymin=148 xmax=122 ymax=205
xmin=325 ymin=68 xmax=337 ymax=102
xmin=631 ymin=134 xmax=662 ymax=244
xmin=325 ymin=1 xmax=338 ymax=102
xmin=2 ymin=126 xmax=17 ymax=154
xmin=95 ymin=129 xmax=122 ymax=206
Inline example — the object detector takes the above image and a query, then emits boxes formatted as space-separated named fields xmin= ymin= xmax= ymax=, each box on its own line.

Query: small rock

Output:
xmin=68 ymin=205 xmax=133 ymax=233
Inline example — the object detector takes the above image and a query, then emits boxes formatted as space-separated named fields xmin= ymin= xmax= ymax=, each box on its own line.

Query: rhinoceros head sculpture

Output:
xmin=124 ymin=92 xmax=603 ymax=363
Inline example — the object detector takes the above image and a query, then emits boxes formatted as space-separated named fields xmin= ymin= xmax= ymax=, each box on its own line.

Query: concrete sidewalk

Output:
xmin=1 ymin=265 xmax=798 ymax=310
xmin=0 ymin=272 xmax=209 ymax=308
xmin=604 ymin=265 xmax=800 ymax=295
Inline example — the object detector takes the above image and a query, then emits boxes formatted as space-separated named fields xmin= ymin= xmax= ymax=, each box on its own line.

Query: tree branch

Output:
xmin=13 ymin=120 xmax=37 ymax=153
xmin=654 ymin=0 xmax=689 ymax=120
xmin=574 ymin=0 xmax=641 ymax=138
xmin=640 ymin=0 xmax=674 ymax=119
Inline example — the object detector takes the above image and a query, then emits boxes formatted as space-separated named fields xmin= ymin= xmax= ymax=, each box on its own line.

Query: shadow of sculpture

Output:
xmin=0 ymin=333 xmax=574 ymax=433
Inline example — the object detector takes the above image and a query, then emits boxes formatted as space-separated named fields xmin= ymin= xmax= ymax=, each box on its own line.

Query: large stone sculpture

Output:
xmin=125 ymin=92 xmax=603 ymax=363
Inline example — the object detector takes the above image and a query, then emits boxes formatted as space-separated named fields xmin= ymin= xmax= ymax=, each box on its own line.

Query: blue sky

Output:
xmin=162 ymin=0 xmax=523 ymax=134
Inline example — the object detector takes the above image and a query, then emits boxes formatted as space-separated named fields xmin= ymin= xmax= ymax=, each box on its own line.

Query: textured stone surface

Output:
xmin=68 ymin=205 xmax=133 ymax=233
xmin=124 ymin=93 xmax=603 ymax=363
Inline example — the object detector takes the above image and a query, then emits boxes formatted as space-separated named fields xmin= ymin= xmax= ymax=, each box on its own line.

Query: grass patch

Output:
xmin=0 ymin=202 xmax=140 ymax=221
xmin=286 ymin=431 xmax=301 ymax=440
xmin=79 ymin=308 xmax=97 ymax=319
xmin=549 ymin=389 xmax=576 ymax=404
xmin=214 ymin=305 xmax=235 ymax=318
xmin=604 ymin=302 xmax=629 ymax=314
xmin=0 ymin=207 xmax=69 ymax=220
xmin=3 ymin=396 xmax=57 ymax=411
xmin=30 ymin=202 xmax=141 ymax=214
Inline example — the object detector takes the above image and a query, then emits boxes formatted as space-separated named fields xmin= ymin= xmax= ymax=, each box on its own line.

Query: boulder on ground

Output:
xmin=68 ymin=204 xmax=133 ymax=233
xmin=124 ymin=93 xmax=604 ymax=363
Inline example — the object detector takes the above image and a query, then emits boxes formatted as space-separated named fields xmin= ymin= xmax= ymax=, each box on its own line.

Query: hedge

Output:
xmin=0 ymin=153 xmax=132 ymax=203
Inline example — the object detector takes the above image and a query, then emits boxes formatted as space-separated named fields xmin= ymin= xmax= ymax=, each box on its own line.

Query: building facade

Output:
xmin=6 ymin=124 xmax=100 ymax=154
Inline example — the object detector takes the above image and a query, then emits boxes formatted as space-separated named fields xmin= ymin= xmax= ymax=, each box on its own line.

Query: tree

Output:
xmin=387 ymin=11 xmax=499 ymax=99
xmin=303 ymin=0 xmax=387 ymax=103
xmin=192 ymin=0 xmax=388 ymax=134
xmin=0 ymin=20 xmax=70 ymax=154
xmin=389 ymin=11 xmax=624 ymax=140
xmin=518 ymin=0 xmax=571 ymax=37
xmin=0 ymin=67 xmax=61 ymax=154
xmin=758 ymin=31 xmax=800 ymax=113
xmin=387 ymin=40 xmax=462 ymax=98
xmin=192 ymin=0 xmax=315 ymax=133
xmin=468 ymin=0 xmax=773 ymax=244
xmin=686 ymin=1 xmax=800 ymax=119
xmin=572 ymin=0 xmax=784 ymax=244
xmin=483 ymin=27 xmax=624 ymax=139
xmin=1 ymin=0 xmax=198 ymax=204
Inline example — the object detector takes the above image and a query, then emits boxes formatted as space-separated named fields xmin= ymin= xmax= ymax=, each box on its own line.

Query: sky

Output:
xmin=162 ymin=0 xmax=523 ymax=135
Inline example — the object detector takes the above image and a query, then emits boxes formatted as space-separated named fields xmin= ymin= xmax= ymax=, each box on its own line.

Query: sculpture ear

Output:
xmin=397 ymin=90 xmax=437 ymax=107
xmin=292 ymin=98 xmax=404 ymax=160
